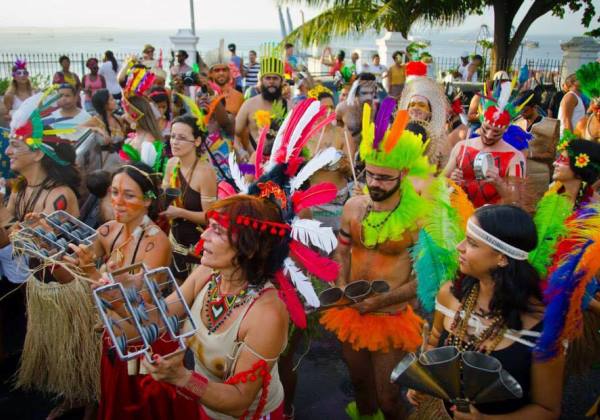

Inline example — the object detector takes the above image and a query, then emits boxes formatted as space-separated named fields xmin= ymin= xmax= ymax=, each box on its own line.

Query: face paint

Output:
xmin=110 ymin=173 xmax=147 ymax=223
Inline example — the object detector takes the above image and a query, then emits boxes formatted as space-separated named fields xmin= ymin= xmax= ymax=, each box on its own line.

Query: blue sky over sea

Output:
xmin=0 ymin=0 xmax=592 ymax=60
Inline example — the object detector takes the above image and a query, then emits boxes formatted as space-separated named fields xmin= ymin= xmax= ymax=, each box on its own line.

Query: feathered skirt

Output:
xmin=320 ymin=305 xmax=423 ymax=353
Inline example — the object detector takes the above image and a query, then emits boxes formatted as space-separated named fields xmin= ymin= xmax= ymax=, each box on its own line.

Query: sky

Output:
xmin=0 ymin=0 xmax=593 ymax=36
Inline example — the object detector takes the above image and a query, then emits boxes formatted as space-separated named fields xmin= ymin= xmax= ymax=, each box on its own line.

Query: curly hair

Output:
xmin=208 ymin=195 xmax=289 ymax=287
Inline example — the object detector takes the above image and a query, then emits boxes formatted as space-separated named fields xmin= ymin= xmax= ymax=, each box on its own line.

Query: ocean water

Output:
xmin=0 ymin=27 xmax=572 ymax=60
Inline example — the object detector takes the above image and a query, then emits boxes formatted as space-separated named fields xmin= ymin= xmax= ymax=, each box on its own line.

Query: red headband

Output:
xmin=206 ymin=210 xmax=291 ymax=237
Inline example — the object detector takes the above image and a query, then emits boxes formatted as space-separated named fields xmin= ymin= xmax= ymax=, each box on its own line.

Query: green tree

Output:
xmin=281 ymin=0 xmax=599 ymax=72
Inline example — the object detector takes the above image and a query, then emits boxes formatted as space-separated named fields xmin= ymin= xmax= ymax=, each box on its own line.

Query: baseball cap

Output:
xmin=143 ymin=44 xmax=155 ymax=53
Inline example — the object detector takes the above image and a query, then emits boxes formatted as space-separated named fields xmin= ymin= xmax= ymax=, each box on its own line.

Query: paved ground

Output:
xmin=0 ymin=280 xmax=598 ymax=420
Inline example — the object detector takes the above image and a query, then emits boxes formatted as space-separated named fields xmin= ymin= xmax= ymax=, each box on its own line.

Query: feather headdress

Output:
xmin=576 ymin=61 xmax=600 ymax=101
xmin=535 ymin=203 xmax=600 ymax=361
xmin=3 ymin=89 xmax=75 ymax=165
xmin=479 ymin=75 xmax=531 ymax=127
xmin=211 ymin=98 xmax=340 ymax=328
xmin=122 ymin=67 xmax=156 ymax=121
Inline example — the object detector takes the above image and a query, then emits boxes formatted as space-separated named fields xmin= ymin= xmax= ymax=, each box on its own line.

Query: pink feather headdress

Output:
xmin=202 ymin=98 xmax=341 ymax=328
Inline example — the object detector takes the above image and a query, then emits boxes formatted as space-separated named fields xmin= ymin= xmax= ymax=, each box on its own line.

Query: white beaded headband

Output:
xmin=466 ymin=219 xmax=529 ymax=261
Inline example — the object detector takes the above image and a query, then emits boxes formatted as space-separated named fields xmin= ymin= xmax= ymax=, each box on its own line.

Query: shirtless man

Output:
xmin=321 ymin=109 xmax=432 ymax=420
xmin=235 ymin=50 xmax=290 ymax=161
xmin=443 ymin=86 xmax=527 ymax=208
xmin=335 ymin=73 xmax=378 ymax=156
xmin=208 ymin=62 xmax=244 ymax=117
xmin=308 ymin=90 xmax=353 ymax=232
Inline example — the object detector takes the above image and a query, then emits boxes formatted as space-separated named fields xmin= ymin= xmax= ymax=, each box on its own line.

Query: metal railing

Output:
xmin=0 ymin=52 xmax=132 ymax=80
xmin=434 ymin=56 xmax=563 ymax=86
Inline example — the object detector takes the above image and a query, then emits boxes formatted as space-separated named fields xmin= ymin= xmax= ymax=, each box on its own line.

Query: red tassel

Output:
xmin=274 ymin=270 xmax=307 ymax=328
xmin=289 ymin=240 xmax=339 ymax=282
xmin=292 ymin=182 xmax=338 ymax=214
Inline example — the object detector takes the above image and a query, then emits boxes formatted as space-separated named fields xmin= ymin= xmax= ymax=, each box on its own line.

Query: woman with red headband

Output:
xmin=143 ymin=195 xmax=290 ymax=419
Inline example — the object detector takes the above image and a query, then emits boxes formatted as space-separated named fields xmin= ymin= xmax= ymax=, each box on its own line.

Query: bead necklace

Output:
xmin=446 ymin=283 xmax=508 ymax=354
xmin=360 ymin=199 xmax=402 ymax=249
xmin=204 ymin=272 xmax=256 ymax=334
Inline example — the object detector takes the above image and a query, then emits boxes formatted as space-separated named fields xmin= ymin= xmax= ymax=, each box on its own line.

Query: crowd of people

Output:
xmin=0 ymin=39 xmax=599 ymax=420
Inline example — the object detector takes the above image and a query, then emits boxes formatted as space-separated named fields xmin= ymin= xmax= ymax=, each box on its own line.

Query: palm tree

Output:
xmin=280 ymin=0 xmax=471 ymax=47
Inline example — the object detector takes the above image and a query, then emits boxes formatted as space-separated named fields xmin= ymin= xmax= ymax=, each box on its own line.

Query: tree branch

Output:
xmin=509 ymin=0 xmax=555 ymax=56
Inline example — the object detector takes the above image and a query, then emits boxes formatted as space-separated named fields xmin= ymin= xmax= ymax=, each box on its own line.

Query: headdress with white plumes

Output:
xmin=479 ymin=75 xmax=532 ymax=127
xmin=398 ymin=65 xmax=449 ymax=158
xmin=214 ymin=98 xmax=340 ymax=328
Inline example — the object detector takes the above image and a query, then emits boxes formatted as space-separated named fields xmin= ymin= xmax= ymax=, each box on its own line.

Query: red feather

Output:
xmin=284 ymin=156 xmax=304 ymax=177
xmin=286 ymin=106 xmax=328 ymax=160
xmin=296 ymin=112 xmax=337 ymax=158
xmin=275 ymin=270 xmax=307 ymax=328
xmin=274 ymin=99 xmax=314 ymax=163
xmin=289 ymin=240 xmax=339 ymax=282
xmin=292 ymin=182 xmax=338 ymax=214
xmin=217 ymin=181 xmax=236 ymax=199
xmin=254 ymin=126 xmax=269 ymax=178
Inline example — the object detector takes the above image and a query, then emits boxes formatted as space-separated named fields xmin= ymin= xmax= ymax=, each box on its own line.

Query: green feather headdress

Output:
xmin=5 ymin=88 xmax=75 ymax=166
xmin=359 ymin=104 xmax=432 ymax=176
xmin=576 ymin=62 xmax=600 ymax=101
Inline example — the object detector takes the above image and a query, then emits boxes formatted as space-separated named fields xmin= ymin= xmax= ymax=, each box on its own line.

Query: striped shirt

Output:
xmin=244 ymin=62 xmax=260 ymax=88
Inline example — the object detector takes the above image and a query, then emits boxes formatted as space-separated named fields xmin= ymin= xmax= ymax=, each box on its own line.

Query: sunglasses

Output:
xmin=14 ymin=69 xmax=28 ymax=77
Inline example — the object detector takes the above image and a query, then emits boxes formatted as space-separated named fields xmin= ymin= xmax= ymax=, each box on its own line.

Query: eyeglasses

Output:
xmin=365 ymin=171 xmax=400 ymax=182
xmin=14 ymin=69 xmax=28 ymax=77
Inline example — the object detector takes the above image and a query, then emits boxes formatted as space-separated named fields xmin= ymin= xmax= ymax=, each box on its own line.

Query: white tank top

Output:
xmin=183 ymin=281 xmax=284 ymax=419
xmin=558 ymin=91 xmax=586 ymax=136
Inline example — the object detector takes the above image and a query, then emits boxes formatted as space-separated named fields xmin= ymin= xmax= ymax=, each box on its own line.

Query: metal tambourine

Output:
xmin=473 ymin=152 xmax=494 ymax=180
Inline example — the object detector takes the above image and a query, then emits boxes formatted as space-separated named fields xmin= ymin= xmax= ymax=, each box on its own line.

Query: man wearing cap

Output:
xmin=141 ymin=44 xmax=156 ymax=69
xmin=234 ymin=45 xmax=290 ymax=160
xmin=170 ymin=50 xmax=192 ymax=78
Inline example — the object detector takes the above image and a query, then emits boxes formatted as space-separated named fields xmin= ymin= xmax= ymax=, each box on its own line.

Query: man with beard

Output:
xmin=321 ymin=106 xmax=433 ymax=420
xmin=443 ymin=81 xmax=527 ymax=208
xmin=234 ymin=44 xmax=289 ymax=160
xmin=208 ymin=61 xmax=244 ymax=116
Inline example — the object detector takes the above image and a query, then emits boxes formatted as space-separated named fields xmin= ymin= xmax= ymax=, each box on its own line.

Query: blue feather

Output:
xmin=502 ymin=125 xmax=533 ymax=151
xmin=535 ymin=241 xmax=592 ymax=360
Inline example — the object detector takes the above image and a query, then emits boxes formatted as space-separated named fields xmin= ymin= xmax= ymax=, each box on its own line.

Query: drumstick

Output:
xmin=314 ymin=110 xmax=330 ymax=154
xmin=458 ymin=113 xmax=470 ymax=169
xmin=343 ymin=129 xmax=358 ymax=185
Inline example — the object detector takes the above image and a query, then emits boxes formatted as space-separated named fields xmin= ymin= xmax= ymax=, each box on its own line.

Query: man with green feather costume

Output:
xmin=320 ymin=104 xmax=435 ymax=420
